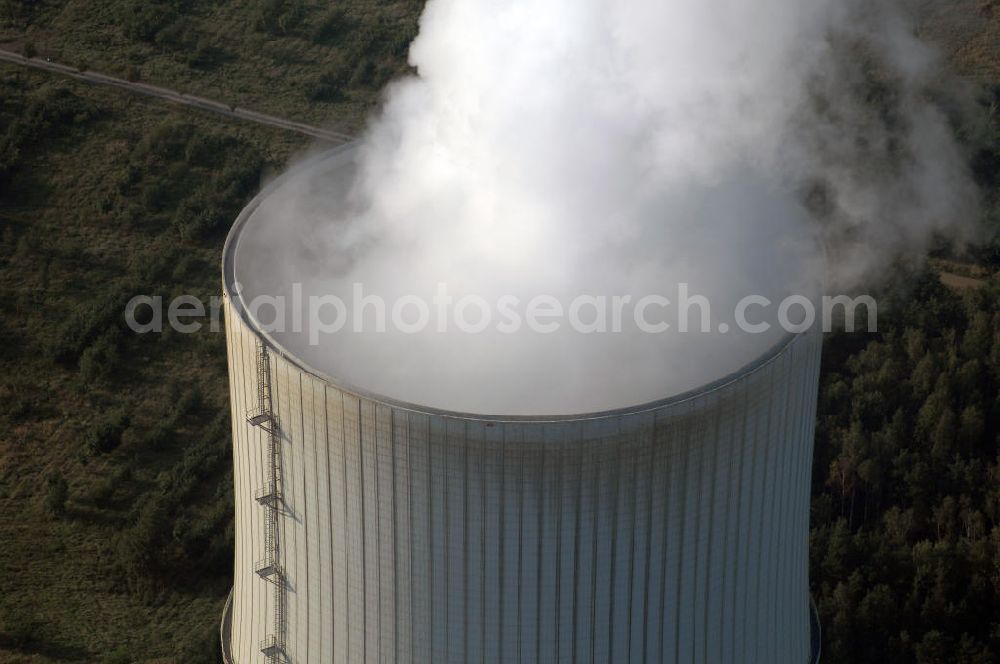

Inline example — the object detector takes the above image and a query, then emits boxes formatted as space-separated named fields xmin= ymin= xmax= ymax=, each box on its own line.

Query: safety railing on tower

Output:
xmin=247 ymin=341 xmax=286 ymax=663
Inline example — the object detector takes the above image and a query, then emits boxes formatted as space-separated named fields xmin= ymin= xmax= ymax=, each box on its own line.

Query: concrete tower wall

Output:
xmin=223 ymin=290 xmax=822 ymax=664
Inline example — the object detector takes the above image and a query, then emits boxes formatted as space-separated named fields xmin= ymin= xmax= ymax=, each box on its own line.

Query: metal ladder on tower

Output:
xmin=247 ymin=340 xmax=286 ymax=663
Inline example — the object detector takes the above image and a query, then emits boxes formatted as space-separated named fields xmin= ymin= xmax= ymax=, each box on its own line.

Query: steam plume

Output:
xmin=234 ymin=0 xmax=976 ymax=414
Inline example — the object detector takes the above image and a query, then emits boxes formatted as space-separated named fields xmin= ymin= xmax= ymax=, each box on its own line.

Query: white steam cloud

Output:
xmin=233 ymin=0 xmax=976 ymax=415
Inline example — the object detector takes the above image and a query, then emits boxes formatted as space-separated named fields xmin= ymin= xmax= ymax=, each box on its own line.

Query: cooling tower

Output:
xmin=220 ymin=147 xmax=824 ymax=664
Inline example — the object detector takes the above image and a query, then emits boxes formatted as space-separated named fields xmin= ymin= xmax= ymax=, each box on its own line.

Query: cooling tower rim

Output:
xmin=223 ymin=143 xmax=806 ymax=424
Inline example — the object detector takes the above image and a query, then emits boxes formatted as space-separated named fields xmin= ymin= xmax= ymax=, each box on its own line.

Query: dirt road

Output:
xmin=0 ymin=47 xmax=353 ymax=144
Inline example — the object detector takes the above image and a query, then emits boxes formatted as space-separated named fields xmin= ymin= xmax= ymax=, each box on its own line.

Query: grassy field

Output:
xmin=0 ymin=0 xmax=421 ymax=133
xmin=0 ymin=66 xmax=312 ymax=662
xmin=0 ymin=0 xmax=997 ymax=663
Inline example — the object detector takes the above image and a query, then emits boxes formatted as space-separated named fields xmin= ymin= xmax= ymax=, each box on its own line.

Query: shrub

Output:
xmin=121 ymin=1 xmax=177 ymax=42
xmin=219 ymin=150 xmax=263 ymax=197
xmin=253 ymin=0 xmax=304 ymax=35
xmin=170 ymin=253 xmax=196 ymax=282
xmin=1 ymin=607 xmax=42 ymax=649
xmin=0 ymin=86 xmax=97 ymax=192
xmin=131 ymin=121 xmax=194 ymax=164
xmin=118 ymin=494 xmax=171 ymax=583
xmin=172 ymin=195 xmax=225 ymax=240
xmin=311 ymin=8 xmax=350 ymax=45
xmin=143 ymin=422 xmax=174 ymax=451
xmin=154 ymin=16 xmax=196 ymax=50
xmin=350 ymin=59 xmax=378 ymax=88
xmin=101 ymin=647 xmax=132 ymax=664
xmin=79 ymin=329 xmax=123 ymax=383
xmin=89 ymin=477 xmax=116 ymax=507
xmin=85 ymin=408 xmax=131 ymax=456
xmin=49 ymin=284 xmax=137 ymax=366
xmin=45 ymin=472 xmax=69 ymax=516
xmin=172 ymin=384 xmax=203 ymax=419
xmin=183 ymin=133 xmax=234 ymax=169
xmin=187 ymin=38 xmax=223 ymax=70
xmin=179 ymin=624 xmax=222 ymax=664
xmin=131 ymin=245 xmax=181 ymax=284
xmin=307 ymin=67 xmax=348 ymax=102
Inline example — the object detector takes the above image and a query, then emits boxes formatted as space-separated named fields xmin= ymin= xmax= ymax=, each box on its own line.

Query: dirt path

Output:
xmin=939 ymin=271 xmax=987 ymax=290
xmin=0 ymin=47 xmax=354 ymax=144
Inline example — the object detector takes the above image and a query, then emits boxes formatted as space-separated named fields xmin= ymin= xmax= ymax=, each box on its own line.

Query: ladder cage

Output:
xmin=247 ymin=340 xmax=286 ymax=662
